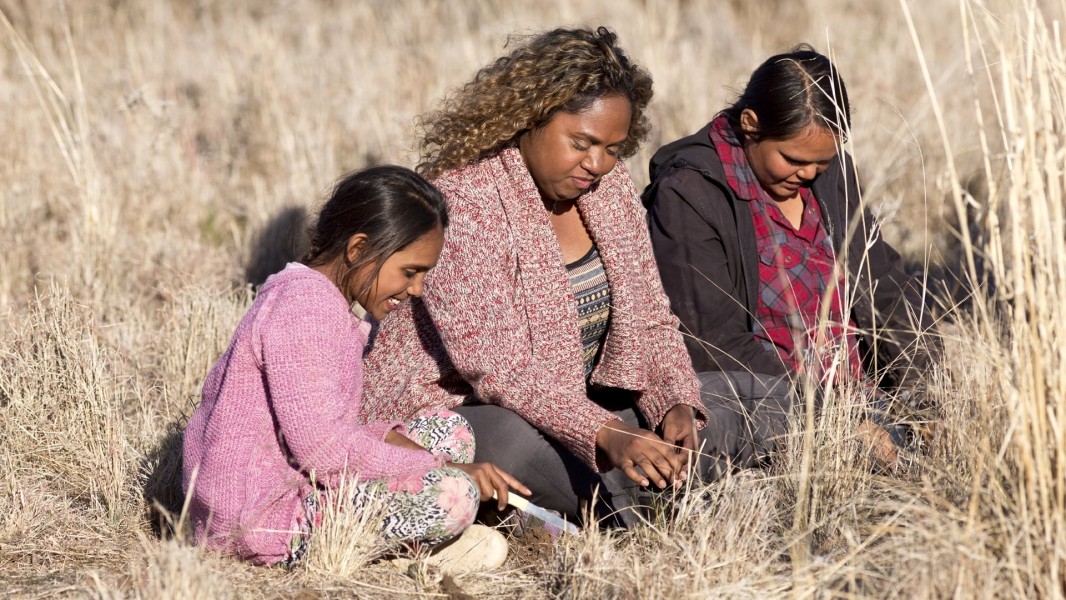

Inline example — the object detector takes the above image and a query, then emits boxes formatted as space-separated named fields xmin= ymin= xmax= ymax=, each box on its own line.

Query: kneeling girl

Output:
xmin=182 ymin=165 xmax=527 ymax=567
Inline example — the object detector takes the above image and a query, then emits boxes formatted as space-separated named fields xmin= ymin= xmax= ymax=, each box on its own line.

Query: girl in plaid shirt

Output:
xmin=645 ymin=46 xmax=940 ymax=467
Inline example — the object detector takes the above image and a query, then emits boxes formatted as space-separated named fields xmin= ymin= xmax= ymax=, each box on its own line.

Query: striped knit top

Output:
xmin=567 ymin=246 xmax=611 ymax=378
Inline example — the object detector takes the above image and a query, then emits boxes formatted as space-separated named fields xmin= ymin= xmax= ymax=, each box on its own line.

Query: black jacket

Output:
xmin=642 ymin=122 xmax=938 ymax=391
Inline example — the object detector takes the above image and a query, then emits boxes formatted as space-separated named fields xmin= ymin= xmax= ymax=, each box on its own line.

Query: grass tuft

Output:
xmin=2 ymin=0 xmax=1065 ymax=597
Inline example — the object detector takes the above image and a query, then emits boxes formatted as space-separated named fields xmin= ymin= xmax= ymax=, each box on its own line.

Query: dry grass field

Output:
xmin=2 ymin=0 xmax=1065 ymax=597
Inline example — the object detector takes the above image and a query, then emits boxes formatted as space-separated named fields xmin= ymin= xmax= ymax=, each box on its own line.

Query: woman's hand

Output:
xmin=596 ymin=419 xmax=687 ymax=488
xmin=855 ymin=419 xmax=899 ymax=468
xmin=660 ymin=403 xmax=698 ymax=467
xmin=447 ymin=462 xmax=532 ymax=510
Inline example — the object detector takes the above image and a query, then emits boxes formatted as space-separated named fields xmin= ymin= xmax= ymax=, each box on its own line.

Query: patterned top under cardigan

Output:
xmin=361 ymin=148 xmax=705 ymax=471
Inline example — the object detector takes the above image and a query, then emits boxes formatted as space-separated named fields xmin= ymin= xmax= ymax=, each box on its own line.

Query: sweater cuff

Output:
xmin=579 ymin=411 xmax=619 ymax=473
xmin=541 ymin=403 xmax=616 ymax=473
xmin=366 ymin=422 xmax=447 ymax=468
xmin=364 ymin=421 xmax=401 ymax=442
xmin=641 ymin=380 xmax=706 ymax=432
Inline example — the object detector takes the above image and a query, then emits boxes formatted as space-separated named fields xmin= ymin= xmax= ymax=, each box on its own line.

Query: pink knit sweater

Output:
xmin=361 ymin=149 xmax=704 ymax=471
xmin=182 ymin=264 xmax=442 ymax=565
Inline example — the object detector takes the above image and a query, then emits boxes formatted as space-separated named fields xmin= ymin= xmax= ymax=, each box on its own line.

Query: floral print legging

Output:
xmin=284 ymin=410 xmax=480 ymax=567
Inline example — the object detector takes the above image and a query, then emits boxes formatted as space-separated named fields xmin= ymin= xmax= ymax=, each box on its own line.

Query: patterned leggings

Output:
xmin=284 ymin=410 xmax=480 ymax=567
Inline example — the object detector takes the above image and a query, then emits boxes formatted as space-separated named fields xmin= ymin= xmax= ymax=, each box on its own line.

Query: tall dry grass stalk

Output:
xmin=1 ymin=0 xmax=1065 ymax=597
xmin=0 ymin=282 xmax=132 ymax=522
xmin=958 ymin=0 xmax=1066 ymax=590
xmin=299 ymin=475 xmax=389 ymax=578
xmin=127 ymin=536 xmax=238 ymax=600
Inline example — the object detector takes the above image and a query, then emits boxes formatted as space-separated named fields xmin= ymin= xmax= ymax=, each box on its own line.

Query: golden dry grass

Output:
xmin=2 ymin=0 xmax=1064 ymax=597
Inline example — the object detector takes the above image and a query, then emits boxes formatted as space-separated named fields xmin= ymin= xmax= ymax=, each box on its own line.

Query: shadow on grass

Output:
xmin=142 ymin=420 xmax=187 ymax=539
xmin=245 ymin=205 xmax=309 ymax=288
xmin=918 ymin=173 xmax=999 ymax=322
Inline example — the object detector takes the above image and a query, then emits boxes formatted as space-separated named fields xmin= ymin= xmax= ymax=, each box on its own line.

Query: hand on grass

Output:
xmin=660 ymin=404 xmax=698 ymax=471
xmin=855 ymin=419 xmax=899 ymax=468
xmin=596 ymin=419 xmax=687 ymax=489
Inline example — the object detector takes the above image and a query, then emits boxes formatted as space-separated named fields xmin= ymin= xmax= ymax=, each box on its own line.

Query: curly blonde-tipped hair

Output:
xmin=416 ymin=26 xmax=654 ymax=179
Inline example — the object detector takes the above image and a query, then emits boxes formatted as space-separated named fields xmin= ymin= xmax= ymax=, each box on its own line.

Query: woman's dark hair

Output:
xmin=723 ymin=44 xmax=851 ymax=142
xmin=302 ymin=165 xmax=448 ymax=304
xmin=417 ymin=26 xmax=654 ymax=178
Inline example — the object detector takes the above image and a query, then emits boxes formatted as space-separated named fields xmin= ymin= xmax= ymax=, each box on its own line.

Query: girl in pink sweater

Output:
xmin=182 ymin=165 xmax=527 ymax=567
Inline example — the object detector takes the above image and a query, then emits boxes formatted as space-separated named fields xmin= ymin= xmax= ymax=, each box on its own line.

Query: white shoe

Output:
xmin=424 ymin=524 xmax=508 ymax=573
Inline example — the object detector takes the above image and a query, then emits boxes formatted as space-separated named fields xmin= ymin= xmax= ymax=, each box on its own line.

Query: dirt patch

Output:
xmin=477 ymin=504 xmax=567 ymax=569
xmin=506 ymin=524 xmax=557 ymax=569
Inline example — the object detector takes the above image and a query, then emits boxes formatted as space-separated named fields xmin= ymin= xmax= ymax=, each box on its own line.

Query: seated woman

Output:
xmin=644 ymin=45 xmax=940 ymax=457
xmin=361 ymin=27 xmax=791 ymax=526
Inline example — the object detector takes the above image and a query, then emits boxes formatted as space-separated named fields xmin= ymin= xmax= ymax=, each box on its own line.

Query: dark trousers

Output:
xmin=455 ymin=371 xmax=794 ymax=528
xmin=694 ymin=371 xmax=794 ymax=480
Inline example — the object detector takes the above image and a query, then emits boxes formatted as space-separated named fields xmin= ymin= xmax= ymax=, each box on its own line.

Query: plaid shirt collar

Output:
xmin=708 ymin=115 xmax=862 ymax=382
xmin=708 ymin=114 xmax=764 ymax=202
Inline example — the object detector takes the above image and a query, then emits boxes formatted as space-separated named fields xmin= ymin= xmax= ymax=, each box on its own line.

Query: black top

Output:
xmin=642 ymin=121 xmax=940 ymax=393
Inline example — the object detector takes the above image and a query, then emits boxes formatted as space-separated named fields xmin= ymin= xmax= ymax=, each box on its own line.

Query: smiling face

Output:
xmin=518 ymin=95 xmax=633 ymax=204
xmin=741 ymin=109 xmax=840 ymax=202
xmin=349 ymin=226 xmax=444 ymax=320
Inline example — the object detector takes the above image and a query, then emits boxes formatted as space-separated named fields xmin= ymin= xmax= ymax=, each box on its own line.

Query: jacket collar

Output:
xmin=643 ymin=122 xmax=852 ymax=324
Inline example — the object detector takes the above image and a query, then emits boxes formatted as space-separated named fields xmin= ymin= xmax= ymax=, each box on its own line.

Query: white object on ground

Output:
xmin=423 ymin=524 xmax=508 ymax=573
xmin=504 ymin=494 xmax=581 ymax=536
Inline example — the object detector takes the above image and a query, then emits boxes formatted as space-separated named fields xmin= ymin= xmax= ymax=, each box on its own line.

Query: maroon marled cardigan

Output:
xmin=361 ymin=148 xmax=704 ymax=470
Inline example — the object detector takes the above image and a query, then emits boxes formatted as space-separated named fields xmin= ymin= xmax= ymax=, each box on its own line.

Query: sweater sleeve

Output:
xmin=421 ymin=186 xmax=616 ymax=470
xmin=607 ymin=167 xmax=706 ymax=429
xmin=647 ymin=169 xmax=790 ymax=377
xmin=256 ymin=280 xmax=441 ymax=484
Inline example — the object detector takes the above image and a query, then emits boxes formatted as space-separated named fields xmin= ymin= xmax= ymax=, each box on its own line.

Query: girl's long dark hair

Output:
xmin=302 ymin=165 xmax=448 ymax=303
xmin=723 ymin=44 xmax=851 ymax=142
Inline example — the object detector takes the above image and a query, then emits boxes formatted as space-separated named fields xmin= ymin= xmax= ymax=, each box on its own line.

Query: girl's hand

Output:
xmin=447 ymin=462 xmax=531 ymax=510
xmin=660 ymin=404 xmax=698 ymax=471
xmin=596 ymin=419 xmax=687 ymax=489
xmin=384 ymin=429 xmax=430 ymax=453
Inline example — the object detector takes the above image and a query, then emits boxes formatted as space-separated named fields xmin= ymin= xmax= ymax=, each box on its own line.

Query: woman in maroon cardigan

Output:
xmin=361 ymin=27 xmax=789 ymax=526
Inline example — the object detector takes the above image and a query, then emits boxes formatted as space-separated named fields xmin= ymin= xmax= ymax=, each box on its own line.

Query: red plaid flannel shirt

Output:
xmin=709 ymin=115 xmax=863 ymax=383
